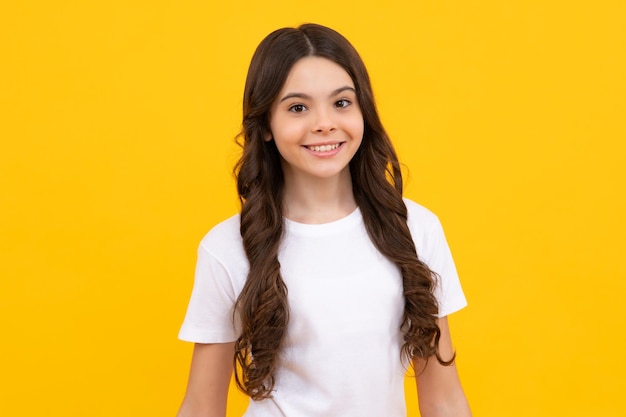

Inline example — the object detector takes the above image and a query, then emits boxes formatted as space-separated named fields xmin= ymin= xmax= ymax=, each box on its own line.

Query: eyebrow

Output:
xmin=278 ymin=86 xmax=356 ymax=103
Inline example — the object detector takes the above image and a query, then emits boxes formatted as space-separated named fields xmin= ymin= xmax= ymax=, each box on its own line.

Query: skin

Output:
xmin=415 ymin=318 xmax=472 ymax=417
xmin=176 ymin=57 xmax=471 ymax=417
xmin=268 ymin=56 xmax=364 ymax=224
xmin=176 ymin=342 xmax=233 ymax=417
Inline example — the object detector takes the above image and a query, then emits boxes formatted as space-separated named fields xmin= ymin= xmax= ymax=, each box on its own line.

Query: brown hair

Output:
xmin=233 ymin=23 xmax=453 ymax=400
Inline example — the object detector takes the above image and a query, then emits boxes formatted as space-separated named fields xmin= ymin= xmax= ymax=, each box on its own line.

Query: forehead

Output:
xmin=279 ymin=56 xmax=355 ymax=94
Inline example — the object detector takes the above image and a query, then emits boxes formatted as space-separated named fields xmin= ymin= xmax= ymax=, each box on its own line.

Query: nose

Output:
xmin=312 ymin=108 xmax=336 ymax=134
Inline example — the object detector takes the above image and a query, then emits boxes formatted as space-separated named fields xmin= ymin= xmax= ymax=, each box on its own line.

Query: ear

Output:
xmin=264 ymin=131 xmax=273 ymax=142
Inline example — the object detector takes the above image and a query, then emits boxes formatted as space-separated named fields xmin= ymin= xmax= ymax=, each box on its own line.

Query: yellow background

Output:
xmin=1 ymin=1 xmax=625 ymax=416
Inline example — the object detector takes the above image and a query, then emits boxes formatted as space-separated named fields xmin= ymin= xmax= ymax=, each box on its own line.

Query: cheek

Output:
xmin=347 ymin=115 xmax=365 ymax=140
xmin=271 ymin=116 xmax=307 ymax=143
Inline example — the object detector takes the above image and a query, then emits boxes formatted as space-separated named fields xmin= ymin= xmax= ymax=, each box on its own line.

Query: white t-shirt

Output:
xmin=179 ymin=198 xmax=467 ymax=417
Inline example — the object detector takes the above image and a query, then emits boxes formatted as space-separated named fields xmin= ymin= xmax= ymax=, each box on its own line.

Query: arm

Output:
xmin=176 ymin=342 xmax=235 ymax=417
xmin=414 ymin=317 xmax=471 ymax=417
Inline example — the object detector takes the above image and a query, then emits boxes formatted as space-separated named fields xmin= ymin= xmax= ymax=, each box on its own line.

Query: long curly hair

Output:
xmin=233 ymin=23 xmax=453 ymax=400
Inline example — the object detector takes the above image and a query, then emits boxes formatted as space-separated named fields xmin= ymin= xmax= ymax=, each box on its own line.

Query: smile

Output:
xmin=304 ymin=143 xmax=342 ymax=152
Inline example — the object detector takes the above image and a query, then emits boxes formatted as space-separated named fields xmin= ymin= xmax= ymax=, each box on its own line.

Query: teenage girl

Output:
xmin=177 ymin=23 xmax=471 ymax=417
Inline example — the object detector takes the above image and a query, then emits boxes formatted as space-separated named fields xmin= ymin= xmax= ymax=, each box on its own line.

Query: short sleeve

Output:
xmin=405 ymin=199 xmax=467 ymax=317
xmin=178 ymin=242 xmax=241 ymax=343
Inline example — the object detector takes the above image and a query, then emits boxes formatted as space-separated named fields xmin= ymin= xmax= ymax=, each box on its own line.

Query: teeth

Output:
xmin=308 ymin=143 xmax=340 ymax=152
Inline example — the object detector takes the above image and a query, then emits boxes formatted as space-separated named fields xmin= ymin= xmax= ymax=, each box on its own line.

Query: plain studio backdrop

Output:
xmin=1 ymin=1 xmax=624 ymax=416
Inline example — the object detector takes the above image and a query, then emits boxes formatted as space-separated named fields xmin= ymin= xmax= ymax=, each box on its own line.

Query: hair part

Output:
xmin=233 ymin=23 xmax=452 ymax=400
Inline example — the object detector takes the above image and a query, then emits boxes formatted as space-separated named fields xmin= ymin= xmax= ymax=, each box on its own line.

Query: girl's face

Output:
xmin=269 ymin=56 xmax=364 ymax=185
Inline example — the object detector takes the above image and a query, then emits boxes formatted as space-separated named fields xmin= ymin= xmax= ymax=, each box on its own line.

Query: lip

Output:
xmin=302 ymin=141 xmax=345 ymax=157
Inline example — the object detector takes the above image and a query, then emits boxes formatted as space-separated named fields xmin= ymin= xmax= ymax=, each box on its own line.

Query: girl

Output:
xmin=177 ymin=23 xmax=471 ymax=417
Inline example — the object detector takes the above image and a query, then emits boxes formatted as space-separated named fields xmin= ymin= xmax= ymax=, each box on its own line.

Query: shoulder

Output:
xmin=403 ymin=199 xmax=467 ymax=316
xmin=198 ymin=213 xmax=245 ymax=262
xmin=403 ymin=198 xmax=441 ymax=231
xmin=403 ymin=198 xmax=446 ymax=252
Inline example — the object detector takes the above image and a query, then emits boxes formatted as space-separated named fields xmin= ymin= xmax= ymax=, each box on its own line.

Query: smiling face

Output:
xmin=268 ymin=56 xmax=364 ymax=186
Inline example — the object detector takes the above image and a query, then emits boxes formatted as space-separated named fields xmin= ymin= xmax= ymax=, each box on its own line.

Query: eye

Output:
xmin=288 ymin=104 xmax=307 ymax=113
xmin=335 ymin=99 xmax=352 ymax=108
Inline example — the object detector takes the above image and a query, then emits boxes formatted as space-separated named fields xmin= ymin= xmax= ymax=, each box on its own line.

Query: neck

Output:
xmin=282 ymin=169 xmax=357 ymax=224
